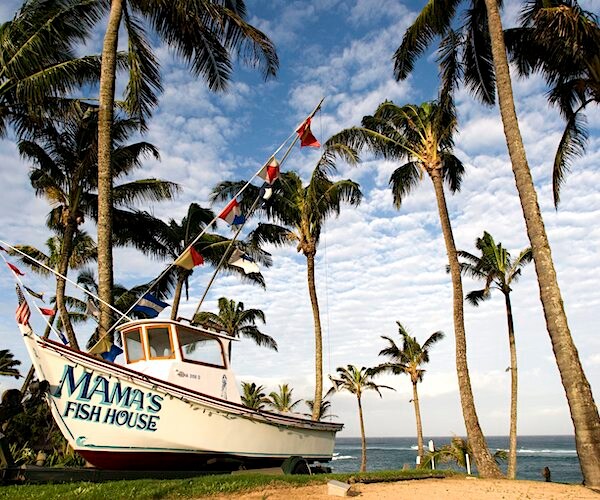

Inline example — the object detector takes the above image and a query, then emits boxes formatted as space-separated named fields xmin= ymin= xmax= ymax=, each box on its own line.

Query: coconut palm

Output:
xmin=391 ymin=2 xmax=600 ymax=485
xmin=304 ymin=398 xmax=337 ymax=420
xmin=212 ymin=145 xmax=362 ymax=420
xmin=328 ymin=365 xmax=393 ymax=472
xmin=20 ymin=103 xmax=178 ymax=348
xmin=0 ymin=0 xmax=103 ymax=137
xmin=267 ymin=384 xmax=302 ymax=413
xmin=95 ymin=0 xmax=279 ymax=341
xmin=240 ymin=382 xmax=268 ymax=410
xmin=329 ymin=100 xmax=501 ymax=476
xmin=458 ymin=231 xmax=532 ymax=478
xmin=504 ymin=0 xmax=600 ymax=206
xmin=373 ymin=322 xmax=444 ymax=464
xmin=193 ymin=297 xmax=276 ymax=351
xmin=0 ymin=349 xmax=21 ymax=379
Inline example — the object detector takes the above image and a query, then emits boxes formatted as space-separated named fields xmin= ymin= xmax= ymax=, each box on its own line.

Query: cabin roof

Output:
xmin=116 ymin=318 xmax=239 ymax=342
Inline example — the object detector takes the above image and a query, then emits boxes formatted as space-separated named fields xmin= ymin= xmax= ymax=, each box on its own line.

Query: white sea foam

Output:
xmin=517 ymin=448 xmax=577 ymax=455
xmin=332 ymin=454 xmax=355 ymax=461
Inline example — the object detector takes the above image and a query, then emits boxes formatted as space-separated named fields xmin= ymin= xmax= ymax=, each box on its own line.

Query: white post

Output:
xmin=416 ymin=455 xmax=421 ymax=466
xmin=466 ymin=453 xmax=471 ymax=475
xmin=428 ymin=439 xmax=435 ymax=470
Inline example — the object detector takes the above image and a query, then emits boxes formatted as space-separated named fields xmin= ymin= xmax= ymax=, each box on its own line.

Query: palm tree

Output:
xmin=304 ymin=398 xmax=337 ymax=420
xmin=483 ymin=0 xmax=600 ymax=486
xmin=328 ymin=365 xmax=393 ymax=472
xmin=193 ymin=297 xmax=277 ymax=351
xmin=373 ymin=322 xmax=444 ymax=464
xmin=0 ymin=349 xmax=21 ymax=378
xmin=458 ymin=231 xmax=532 ymax=479
xmin=213 ymin=146 xmax=361 ymax=420
xmin=392 ymin=3 xmax=600 ymax=485
xmin=95 ymin=0 xmax=279 ymax=342
xmin=20 ymin=103 xmax=178 ymax=347
xmin=267 ymin=384 xmax=302 ymax=413
xmin=240 ymin=382 xmax=268 ymax=410
xmin=0 ymin=0 xmax=103 ymax=137
xmin=504 ymin=0 xmax=600 ymax=206
xmin=330 ymin=100 xmax=501 ymax=477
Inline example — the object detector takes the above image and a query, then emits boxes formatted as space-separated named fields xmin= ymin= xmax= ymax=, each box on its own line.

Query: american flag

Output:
xmin=15 ymin=284 xmax=31 ymax=325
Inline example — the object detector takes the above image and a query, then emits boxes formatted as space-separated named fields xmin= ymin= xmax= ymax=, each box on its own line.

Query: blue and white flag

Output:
xmin=133 ymin=293 xmax=170 ymax=318
xmin=228 ymin=249 xmax=260 ymax=274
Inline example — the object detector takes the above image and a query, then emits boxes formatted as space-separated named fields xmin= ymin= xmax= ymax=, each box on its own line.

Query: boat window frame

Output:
xmin=176 ymin=325 xmax=227 ymax=370
xmin=122 ymin=327 xmax=146 ymax=363
xmin=146 ymin=325 xmax=176 ymax=360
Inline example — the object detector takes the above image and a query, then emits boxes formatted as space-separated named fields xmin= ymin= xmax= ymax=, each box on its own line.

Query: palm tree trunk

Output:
xmin=56 ymin=222 xmax=79 ymax=349
xmin=170 ymin=272 xmax=187 ymax=320
xmin=504 ymin=292 xmax=518 ymax=479
xmin=430 ymin=171 xmax=502 ymax=478
xmin=357 ymin=395 xmax=367 ymax=472
xmin=412 ymin=381 xmax=425 ymax=464
xmin=97 ymin=0 xmax=123 ymax=339
xmin=306 ymin=252 xmax=323 ymax=421
xmin=483 ymin=0 xmax=600 ymax=487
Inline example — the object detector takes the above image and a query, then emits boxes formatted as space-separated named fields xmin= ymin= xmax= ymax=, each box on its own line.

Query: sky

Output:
xmin=0 ymin=0 xmax=598 ymax=441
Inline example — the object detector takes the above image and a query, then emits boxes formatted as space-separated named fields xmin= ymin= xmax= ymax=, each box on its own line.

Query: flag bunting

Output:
xmin=228 ymin=249 xmax=260 ymax=275
xmin=133 ymin=293 xmax=170 ymax=318
xmin=296 ymin=117 xmax=320 ymax=148
xmin=7 ymin=262 xmax=25 ymax=276
xmin=219 ymin=198 xmax=246 ymax=227
xmin=24 ymin=286 xmax=45 ymax=302
xmin=258 ymin=157 xmax=280 ymax=184
xmin=39 ymin=307 xmax=55 ymax=316
xmin=85 ymin=298 xmax=100 ymax=319
xmin=174 ymin=246 xmax=204 ymax=270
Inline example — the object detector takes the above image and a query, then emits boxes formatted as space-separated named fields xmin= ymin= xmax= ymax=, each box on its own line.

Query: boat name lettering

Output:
xmin=53 ymin=365 xmax=163 ymax=431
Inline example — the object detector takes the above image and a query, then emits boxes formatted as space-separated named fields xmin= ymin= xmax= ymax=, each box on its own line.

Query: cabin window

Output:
xmin=178 ymin=329 xmax=225 ymax=368
xmin=124 ymin=329 xmax=145 ymax=362
xmin=147 ymin=326 xmax=174 ymax=359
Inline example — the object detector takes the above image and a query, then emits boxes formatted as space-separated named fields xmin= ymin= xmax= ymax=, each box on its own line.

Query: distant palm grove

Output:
xmin=0 ymin=0 xmax=598 ymax=487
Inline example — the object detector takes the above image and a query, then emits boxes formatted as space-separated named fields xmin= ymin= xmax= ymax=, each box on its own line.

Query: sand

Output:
xmin=209 ymin=477 xmax=600 ymax=499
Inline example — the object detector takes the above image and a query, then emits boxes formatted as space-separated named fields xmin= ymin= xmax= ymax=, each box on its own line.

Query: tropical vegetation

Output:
xmin=391 ymin=0 xmax=600 ymax=485
xmin=213 ymin=144 xmax=362 ymax=420
xmin=328 ymin=365 xmax=394 ymax=472
xmin=373 ymin=322 xmax=444 ymax=463
xmin=329 ymin=98 xmax=502 ymax=477
xmin=267 ymin=384 xmax=302 ymax=413
xmin=458 ymin=231 xmax=532 ymax=479
xmin=240 ymin=382 xmax=269 ymax=410
xmin=0 ymin=349 xmax=21 ymax=378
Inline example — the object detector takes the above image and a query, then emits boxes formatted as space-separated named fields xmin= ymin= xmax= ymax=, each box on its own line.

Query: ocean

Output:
xmin=331 ymin=435 xmax=582 ymax=484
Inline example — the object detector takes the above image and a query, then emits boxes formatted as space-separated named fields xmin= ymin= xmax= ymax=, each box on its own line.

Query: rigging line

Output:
xmin=0 ymin=249 xmax=71 ymax=345
xmin=0 ymin=239 xmax=132 ymax=325
xmin=193 ymin=113 xmax=307 ymax=317
xmin=116 ymin=98 xmax=326 ymax=329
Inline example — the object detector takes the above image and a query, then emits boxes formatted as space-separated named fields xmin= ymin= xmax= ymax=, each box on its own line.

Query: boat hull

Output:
xmin=21 ymin=328 xmax=342 ymax=470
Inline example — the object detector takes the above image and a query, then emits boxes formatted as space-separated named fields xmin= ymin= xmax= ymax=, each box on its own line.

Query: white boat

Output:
xmin=18 ymin=318 xmax=343 ymax=471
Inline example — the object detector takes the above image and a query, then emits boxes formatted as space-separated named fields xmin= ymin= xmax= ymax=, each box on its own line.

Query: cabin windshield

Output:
xmin=178 ymin=328 xmax=226 ymax=368
xmin=147 ymin=326 xmax=174 ymax=359
xmin=124 ymin=328 xmax=144 ymax=362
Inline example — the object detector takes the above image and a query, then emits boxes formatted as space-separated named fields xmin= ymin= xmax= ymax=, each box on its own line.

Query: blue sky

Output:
xmin=0 ymin=0 xmax=598 ymax=441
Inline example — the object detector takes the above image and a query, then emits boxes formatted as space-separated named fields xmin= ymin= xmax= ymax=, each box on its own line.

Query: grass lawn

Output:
xmin=0 ymin=469 xmax=454 ymax=499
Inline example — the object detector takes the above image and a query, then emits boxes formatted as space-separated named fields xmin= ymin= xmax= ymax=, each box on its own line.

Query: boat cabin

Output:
xmin=116 ymin=319 xmax=241 ymax=404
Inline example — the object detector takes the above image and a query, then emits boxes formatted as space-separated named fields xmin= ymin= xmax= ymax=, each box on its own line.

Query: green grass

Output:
xmin=0 ymin=469 xmax=455 ymax=499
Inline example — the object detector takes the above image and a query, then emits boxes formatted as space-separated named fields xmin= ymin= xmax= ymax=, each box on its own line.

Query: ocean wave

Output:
xmin=332 ymin=454 xmax=355 ymax=461
xmin=517 ymin=449 xmax=577 ymax=455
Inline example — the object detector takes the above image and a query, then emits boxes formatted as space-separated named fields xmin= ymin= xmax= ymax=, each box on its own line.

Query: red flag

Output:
xmin=258 ymin=158 xmax=280 ymax=184
xmin=296 ymin=117 xmax=320 ymax=148
xmin=7 ymin=262 xmax=25 ymax=275
xmin=174 ymin=246 xmax=205 ymax=270
xmin=15 ymin=285 xmax=31 ymax=325
xmin=40 ymin=308 xmax=55 ymax=316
